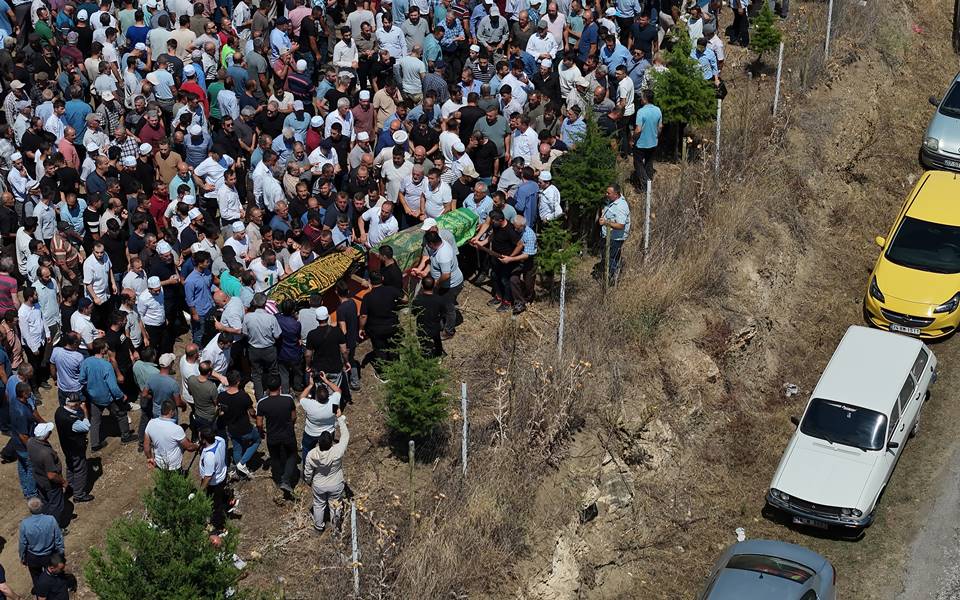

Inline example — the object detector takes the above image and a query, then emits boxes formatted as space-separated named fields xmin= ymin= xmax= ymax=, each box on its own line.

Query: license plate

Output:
xmin=793 ymin=516 xmax=829 ymax=529
xmin=890 ymin=324 xmax=922 ymax=335
xmin=945 ymin=159 xmax=960 ymax=169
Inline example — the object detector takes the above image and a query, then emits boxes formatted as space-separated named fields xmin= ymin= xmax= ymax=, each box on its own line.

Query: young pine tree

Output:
xmin=86 ymin=469 xmax=242 ymax=600
xmin=750 ymin=3 xmax=783 ymax=65
xmin=551 ymin=110 xmax=618 ymax=227
xmin=650 ymin=27 xmax=717 ymax=151
xmin=536 ymin=219 xmax=582 ymax=289
xmin=380 ymin=312 xmax=449 ymax=439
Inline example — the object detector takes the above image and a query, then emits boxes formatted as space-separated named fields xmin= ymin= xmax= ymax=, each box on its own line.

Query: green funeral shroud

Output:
xmin=380 ymin=208 xmax=479 ymax=270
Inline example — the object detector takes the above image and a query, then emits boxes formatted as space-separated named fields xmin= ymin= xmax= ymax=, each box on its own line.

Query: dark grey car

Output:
xmin=698 ymin=540 xmax=836 ymax=600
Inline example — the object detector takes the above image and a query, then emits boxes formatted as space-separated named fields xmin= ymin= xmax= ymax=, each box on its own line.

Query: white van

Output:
xmin=766 ymin=325 xmax=937 ymax=531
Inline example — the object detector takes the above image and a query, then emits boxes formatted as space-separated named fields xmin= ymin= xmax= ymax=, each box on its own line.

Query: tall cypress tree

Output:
xmin=551 ymin=110 xmax=618 ymax=233
xmin=86 ymin=470 xmax=243 ymax=600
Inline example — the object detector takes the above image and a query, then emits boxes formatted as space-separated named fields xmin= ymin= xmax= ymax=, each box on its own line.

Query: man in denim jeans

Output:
xmin=217 ymin=370 xmax=260 ymax=479
xmin=9 ymin=381 xmax=39 ymax=498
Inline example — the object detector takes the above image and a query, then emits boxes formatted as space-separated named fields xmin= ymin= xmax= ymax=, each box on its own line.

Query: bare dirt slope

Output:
xmin=511 ymin=1 xmax=960 ymax=598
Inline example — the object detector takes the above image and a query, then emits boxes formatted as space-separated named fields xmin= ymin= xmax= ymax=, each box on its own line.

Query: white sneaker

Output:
xmin=236 ymin=463 xmax=252 ymax=478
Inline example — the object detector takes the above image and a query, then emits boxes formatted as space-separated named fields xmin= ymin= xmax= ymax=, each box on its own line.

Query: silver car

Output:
xmin=921 ymin=72 xmax=960 ymax=171
xmin=698 ymin=540 xmax=836 ymax=600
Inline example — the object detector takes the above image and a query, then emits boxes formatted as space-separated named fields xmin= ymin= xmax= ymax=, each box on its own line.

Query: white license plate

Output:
xmin=890 ymin=324 xmax=922 ymax=336
xmin=945 ymin=159 xmax=960 ymax=169
xmin=792 ymin=516 xmax=829 ymax=529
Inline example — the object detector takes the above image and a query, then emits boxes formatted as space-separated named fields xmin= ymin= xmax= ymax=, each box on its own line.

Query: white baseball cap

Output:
xmin=188 ymin=207 xmax=202 ymax=219
xmin=316 ymin=306 xmax=329 ymax=321
xmin=359 ymin=90 xmax=371 ymax=101
xmin=231 ymin=221 xmax=246 ymax=233
xmin=188 ymin=124 xmax=203 ymax=135
xmin=490 ymin=6 xmax=500 ymax=15
xmin=420 ymin=217 xmax=437 ymax=231
xmin=77 ymin=9 xmax=88 ymax=19
xmin=147 ymin=276 xmax=162 ymax=288
xmin=293 ymin=99 xmax=304 ymax=111
xmin=157 ymin=240 xmax=173 ymax=254
xmin=159 ymin=353 xmax=176 ymax=367
xmin=139 ymin=143 xmax=152 ymax=155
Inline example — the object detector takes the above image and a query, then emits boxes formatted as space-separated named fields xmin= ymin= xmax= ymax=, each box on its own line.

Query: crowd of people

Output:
xmin=0 ymin=0 xmax=757 ymax=590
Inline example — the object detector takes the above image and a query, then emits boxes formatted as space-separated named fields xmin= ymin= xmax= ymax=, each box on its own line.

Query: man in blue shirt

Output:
xmin=18 ymin=497 xmax=64 ymax=591
xmin=633 ymin=89 xmax=662 ymax=184
xmin=577 ymin=9 xmax=599 ymax=62
xmin=500 ymin=214 xmax=537 ymax=315
xmin=184 ymin=250 xmax=215 ymax=345
xmin=691 ymin=37 xmax=720 ymax=84
xmin=80 ymin=338 xmax=135 ymax=451
xmin=512 ymin=167 xmax=539 ymax=228
xmin=599 ymin=33 xmax=630 ymax=71
xmin=598 ymin=184 xmax=631 ymax=282
xmin=9 ymin=380 xmax=39 ymax=498
xmin=560 ymin=104 xmax=587 ymax=147
xmin=63 ymin=94 xmax=92 ymax=144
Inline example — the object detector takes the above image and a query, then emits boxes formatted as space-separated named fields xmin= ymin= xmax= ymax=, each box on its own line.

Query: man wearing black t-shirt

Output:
xmin=255 ymin=374 xmax=298 ymax=497
xmin=218 ymin=370 xmax=260 ymax=478
xmin=413 ymin=275 xmax=446 ymax=357
xmin=304 ymin=306 xmax=350 ymax=392
xmin=487 ymin=209 xmax=521 ymax=310
xmin=335 ymin=283 xmax=361 ymax=391
xmin=359 ymin=271 xmax=404 ymax=374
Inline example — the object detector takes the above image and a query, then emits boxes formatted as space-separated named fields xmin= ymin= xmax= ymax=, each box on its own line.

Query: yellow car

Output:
xmin=864 ymin=170 xmax=960 ymax=339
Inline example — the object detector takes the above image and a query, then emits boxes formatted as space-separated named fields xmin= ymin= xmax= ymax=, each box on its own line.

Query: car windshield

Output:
xmin=939 ymin=81 xmax=960 ymax=117
xmin=800 ymin=398 xmax=887 ymax=451
xmin=885 ymin=216 xmax=960 ymax=274
xmin=725 ymin=554 xmax=815 ymax=583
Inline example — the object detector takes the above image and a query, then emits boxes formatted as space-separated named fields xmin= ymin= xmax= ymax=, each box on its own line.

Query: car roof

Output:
xmin=907 ymin=171 xmax=960 ymax=226
xmin=726 ymin=540 xmax=829 ymax=571
xmin=705 ymin=568 xmax=804 ymax=600
xmin=812 ymin=326 xmax=924 ymax=413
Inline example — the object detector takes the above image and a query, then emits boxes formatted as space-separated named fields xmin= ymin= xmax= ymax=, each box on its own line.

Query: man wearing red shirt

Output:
xmin=180 ymin=65 xmax=210 ymax=116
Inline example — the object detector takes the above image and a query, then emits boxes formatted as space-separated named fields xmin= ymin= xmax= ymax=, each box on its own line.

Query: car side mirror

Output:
xmin=790 ymin=415 xmax=800 ymax=426
xmin=930 ymin=95 xmax=940 ymax=106
xmin=888 ymin=441 xmax=900 ymax=450
xmin=874 ymin=236 xmax=886 ymax=248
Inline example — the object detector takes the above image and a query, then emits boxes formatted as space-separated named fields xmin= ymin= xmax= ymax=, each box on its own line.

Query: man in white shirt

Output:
xmin=196 ymin=150 xmax=236 ymax=211
xmin=137 ymin=276 xmax=166 ymax=349
xmin=144 ymin=400 xmax=198 ymax=471
xmin=614 ymin=64 xmax=636 ymax=120
xmin=511 ymin=116 xmax=539 ymax=165
xmin=202 ymin=332 xmax=234 ymax=373
xmin=224 ymin=222 xmax=251 ymax=263
xmin=214 ymin=168 xmax=243 ymax=227
xmin=420 ymin=169 xmax=453 ymax=219
xmin=248 ymin=250 xmax=283 ymax=291
xmin=376 ymin=13 xmax=407 ymax=58
xmin=178 ymin=344 xmax=201 ymax=406
xmin=18 ymin=286 xmax=49 ymax=381
xmin=332 ymin=26 xmax=359 ymax=70
xmin=82 ymin=242 xmax=116 ymax=329
xmin=526 ymin=19 xmax=559 ymax=60
xmin=70 ymin=298 xmax=101 ymax=351
xmin=324 ymin=98 xmax=356 ymax=140
xmin=537 ymin=171 xmax=563 ymax=222
xmin=361 ymin=201 xmax=399 ymax=249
